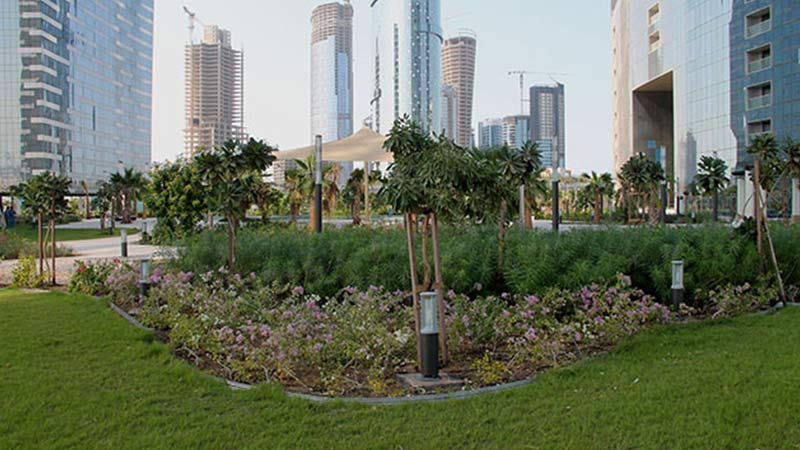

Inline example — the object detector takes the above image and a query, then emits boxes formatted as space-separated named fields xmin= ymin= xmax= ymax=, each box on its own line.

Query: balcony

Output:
xmin=748 ymin=56 xmax=771 ymax=74
xmin=747 ymin=94 xmax=771 ymax=110
xmin=747 ymin=20 xmax=771 ymax=38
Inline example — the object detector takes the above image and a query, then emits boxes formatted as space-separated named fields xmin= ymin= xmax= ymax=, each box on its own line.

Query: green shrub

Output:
xmin=0 ymin=232 xmax=37 ymax=260
xmin=11 ymin=256 xmax=48 ymax=288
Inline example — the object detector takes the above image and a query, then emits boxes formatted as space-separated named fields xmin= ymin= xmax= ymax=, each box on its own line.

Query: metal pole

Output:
xmin=519 ymin=185 xmax=526 ymax=229
xmin=552 ymin=169 xmax=560 ymax=233
xmin=660 ymin=182 xmax=668 ymax=224
xmin=314 ymin=135 xmax=323 ymax=234
xmin=120 ymin=229 xmax=128 ymax=258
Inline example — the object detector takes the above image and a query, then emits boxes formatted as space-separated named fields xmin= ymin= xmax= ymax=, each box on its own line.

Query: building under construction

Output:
xmin=184 ymin=25 xmax=246 ymax=156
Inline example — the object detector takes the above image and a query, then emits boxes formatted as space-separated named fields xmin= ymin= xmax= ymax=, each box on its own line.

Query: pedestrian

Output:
xmin=6 ymin=206 xmax=16 ymax=229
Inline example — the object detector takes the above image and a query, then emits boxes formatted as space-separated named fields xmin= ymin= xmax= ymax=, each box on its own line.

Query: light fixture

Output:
xmin=672 ymin=260 xmax=684 ymax=313
xmin=120 ymin=229 xmax=128 ymax=258
xmin=420 ymin=291 xmax=439 ymax=379
xmin=140 ymin=258 xmax=151 ymax=299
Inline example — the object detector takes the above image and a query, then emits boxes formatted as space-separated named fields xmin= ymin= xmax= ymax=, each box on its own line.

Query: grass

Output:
xmin=3 ymin=227 xmax=139 ymax=242
xmin=1 ymin=289 xmax=800 ymax=449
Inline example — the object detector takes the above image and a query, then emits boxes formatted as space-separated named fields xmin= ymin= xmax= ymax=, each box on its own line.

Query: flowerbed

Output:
xmin=69 ymin=260 xmax=788 ymax=397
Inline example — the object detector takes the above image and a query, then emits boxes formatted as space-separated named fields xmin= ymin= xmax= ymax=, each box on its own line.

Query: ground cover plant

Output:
xmin=3 ymin=289 xmax=800 ymax=449
xmin=72 ymin=256 xmax=787 ymax=397
xmin=175 ymin=224 xmax=800 ymax=304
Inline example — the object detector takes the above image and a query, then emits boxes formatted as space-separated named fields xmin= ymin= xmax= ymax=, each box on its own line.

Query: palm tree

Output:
xmin=785 ymin=138 xmax=800 ymax=224
xmin=252 ymin=179 xmax=281 ymax=223
xmin=195 ymin=138 xmax=277 ymax=269
xmin=110 ymin=168 xmax=147 ymax=224
xmin=747 ymin=133 xmax=778 ymax=254
xmin=322 ymin=163 xmax=342 ymax=218
xmin=18 ymin=173 xmax=70 ymax=284
xmin=93 ymin=181 xmax=113 ymax=231
xmin=291 ymin=156 xmax=319 ymax=229
xmin=695 ymin=155 xmax=729 ymax=222
xmin=581 ymin=171 xmax=614 ymax=224
xmin=284 ymin=169 xmax=307 ymax=223
xmin=343 ymin=168 xmax=366 ymax=225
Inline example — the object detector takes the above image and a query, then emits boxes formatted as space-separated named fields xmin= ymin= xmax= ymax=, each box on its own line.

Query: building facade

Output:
xmin=442 ymin=30 xmax=477 ymax=147
xmin=184 ymin=25 xmax=245 ymax=156
xmin=612 ymin=0 xmax=800 ymax=211
xmin=477 ymin=118 xmax=504 ymax=149
xmin=370 ymin=0 xmax=442 ymax=135
xmin=0 ymin=0 xmax=153 ymax=189
xmin=441 ymin=84 xmax=458 ymax=141
xmin=530 ymin=83 xmax=566 ymax=169
xmin=503 ymin=115 xmax=530 ymax=150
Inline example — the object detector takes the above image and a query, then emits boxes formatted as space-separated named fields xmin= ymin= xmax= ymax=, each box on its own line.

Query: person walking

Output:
xmin=5 ymin=206 xmax=16 ymax=229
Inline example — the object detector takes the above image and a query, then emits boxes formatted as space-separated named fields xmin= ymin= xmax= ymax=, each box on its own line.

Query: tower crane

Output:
xmin=507 ymin=70 xmax=571 ymax=115
xmin=182 ymin=6 xmax=204 ymax=44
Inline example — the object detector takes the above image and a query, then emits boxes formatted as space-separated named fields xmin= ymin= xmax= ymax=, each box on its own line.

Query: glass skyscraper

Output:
xmin=0 ymin=0 xmax=153 ymax=189
xmin=612 ymin=0 xmax=799 ymax=211
xmin=370 ymin=0 xmax=442 ymax=135
xmin=530 ymin=83 xmax=566 ymax=169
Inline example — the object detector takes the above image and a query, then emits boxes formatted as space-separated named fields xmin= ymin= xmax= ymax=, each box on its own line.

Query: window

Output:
xmin=747 ymin=119 xmax=772 ymax=140
xmin=746 ymin=7 xmax=771 ymax=39
xmin=648 ymin=3 xmax=661 ymax=26
xmin=746 ymin=44 xmax=772 ymax=74
xmin=649 ymin=31 xmax=661 ymax=53
xmin=746 ymin=82 xmax=772 ymax=110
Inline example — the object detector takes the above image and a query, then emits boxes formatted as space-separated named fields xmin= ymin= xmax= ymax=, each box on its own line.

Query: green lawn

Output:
xmin=3 ymin=227 xmax=139 ymax=242
xmin=1 ymin=289 xmax=799 ymax=449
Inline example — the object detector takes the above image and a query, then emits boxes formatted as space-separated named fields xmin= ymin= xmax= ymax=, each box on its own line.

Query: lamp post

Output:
xmin=672 ymin=260 xmax=684 ymax=313
xmin=552 ymin=169 xmax=560 ymax=233
xmin=140 ymin=258 xmax=151 ymax=299
xmin=420 ymin=291 xmax=440 ymax=379
xmin=660 ymin=181 xmax=668 ymax=224
xmin=120 ymin=229 xmax=128 ymax=258
xmin=519 ymin=185 xmax=526 ymax=229
xmin=314 ymin=135 xmax=323 ymax=234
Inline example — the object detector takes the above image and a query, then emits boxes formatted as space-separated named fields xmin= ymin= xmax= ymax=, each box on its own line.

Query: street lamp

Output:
xmin=672 ymin=260 xmax=684 ymax=313
xmin=314 ymin=135 xmax=323 ymax=234
xmin=420 ymin=291 xmax=440 ymax=379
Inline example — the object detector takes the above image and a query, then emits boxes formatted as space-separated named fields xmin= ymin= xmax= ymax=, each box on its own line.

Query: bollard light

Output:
xmin=139 ymin=258 xmax=151 ymax=299
xmin=120 ymin=229 xmax=128 ymax=258
xmin=420 ymin=291 xmax=440 ymax=379
xmin=672 ymin=260 xmax=684 ymax=313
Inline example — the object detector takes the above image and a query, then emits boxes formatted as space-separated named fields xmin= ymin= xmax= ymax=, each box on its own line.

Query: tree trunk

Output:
xmin=430 ymin=214 xmax=449 ymax=366
xmin=227 ymin=219 xmax=237 ymax=269
xmin=100 ymin=213 xmax=106 ymax=231
xmin=648 ymin=190 xmax=660 ymax=226
xmin=84 ymin=195 xmax=91 ymax=220
xmin=755 ymin=159 xmax=763 ymax=255
xmin=352 ymin=190 xmax=361 ymax=226
xmin=37 ymin=213 xmax=43 ymax=276
xmin=793 ymin=177 xmax=799 ymax=225
xmin=498 ymin=199 xmax=508 ymax=273
xmin=420 ymin=214 xmax=431 ymax=291
xmin=404 ymin=213 xmax=423 ymax=369
xmin=593 ymin=188 xmax=601 ymax=224
xmin=51 ymin=218 xmax=56 ymax=286
xmin=524 ymin=196 xmax=533 ymax=229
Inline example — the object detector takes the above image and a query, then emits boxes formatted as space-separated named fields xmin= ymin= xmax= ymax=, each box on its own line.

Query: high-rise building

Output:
xmin=478 ymin=119 xmax=504 ymax=150
xmin=503 ymin=115 xmax=530 ymax=150
xmin=441 ymin=85 xmax=459 ymax=141
xmin=0 ymin=0 xmax=154 ymax=189
xmin=184 ymin=25 xmax=245 ymax=156
xmin=530 ymin=83 xmax=566 ymax=169
xmin=611 ymin=0 xmax=800 ymax=212
xmin=370 ymin=0 xmax=443 ymax=134
xmin=442 ymin=31 xmax=477 ymax=147
xmin=310 ymin=0 xmax=354 ymax=185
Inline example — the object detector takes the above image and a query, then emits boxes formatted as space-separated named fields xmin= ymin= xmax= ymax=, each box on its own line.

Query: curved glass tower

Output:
xmin=370 ymin=0 xmax=442 ymax=135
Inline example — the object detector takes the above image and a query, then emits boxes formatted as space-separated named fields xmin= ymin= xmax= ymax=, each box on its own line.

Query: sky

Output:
xmin=152 ymin=0 xmax=613 ymax=173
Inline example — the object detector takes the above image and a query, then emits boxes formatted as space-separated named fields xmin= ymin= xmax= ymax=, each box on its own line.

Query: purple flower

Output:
xmin=292 ymin=286 xmax=305 ymax=296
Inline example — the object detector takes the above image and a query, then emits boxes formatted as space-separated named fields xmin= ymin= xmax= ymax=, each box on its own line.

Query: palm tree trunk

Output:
xmin=498 ymin=199 xmax=508 ymax=272
xmin=404 ymin=213 xmax=423 ymax=369
xmin=755 ymin=159 xmax=763 ymax=255
xmin=51 ymin=218 xmax=56 ymax=286
xmin=227 ymin=219 xmax=237 ymax=269
xmin=420 ymin=214 xmax=431 ymax=291
xmin=524 ymin=196 xmax=533 ymax=229
xmin=430 ymin=214 xmax=448 ymax=366
xmin=352 ymin=190 xmax=362 ymax=226
xmin=37 ymin=213 xmax=43 ymax=276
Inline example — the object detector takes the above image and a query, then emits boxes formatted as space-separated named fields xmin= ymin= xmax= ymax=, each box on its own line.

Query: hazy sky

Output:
xmin=152 ymin=0 xmax=613 ymax=173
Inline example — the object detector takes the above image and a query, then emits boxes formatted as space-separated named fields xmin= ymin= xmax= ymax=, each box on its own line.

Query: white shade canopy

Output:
xmin=275 ymin=127 xmax=393 ymax=163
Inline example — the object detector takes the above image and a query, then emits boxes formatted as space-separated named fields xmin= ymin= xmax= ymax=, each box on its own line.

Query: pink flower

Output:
xmin=292 ymin=286 xmax=305 ymax=296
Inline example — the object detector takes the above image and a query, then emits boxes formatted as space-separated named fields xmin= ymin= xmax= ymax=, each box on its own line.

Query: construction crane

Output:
xmin=182 ymin=6 xmax=203 ymax=44
xmin=508 ymin=70 xmax=571 ymax=115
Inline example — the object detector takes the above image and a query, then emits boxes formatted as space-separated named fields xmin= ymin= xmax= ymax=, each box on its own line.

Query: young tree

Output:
xmin=785 ymin=138 xmax=800 ymax=225
xmin=195 ymin=139 xmax=277 ymax=269
xmin=18 ymin=173 xmax=70 ymax=284
xmin=146 ymin=159 xmax=208 ymax=242
xmin=695 ymin=155 xmax=729 ymax=222
xmin=747 ymin=133 xmax=778 ymax=255
xmin=581 ymin=171 xmax=614 ymax=224
xmin=619 ymin=154 xmax=665 ymax=225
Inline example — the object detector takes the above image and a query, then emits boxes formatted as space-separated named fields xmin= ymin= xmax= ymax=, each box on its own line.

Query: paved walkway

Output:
xmin=0 ymin=232 xmax=173 ymax=286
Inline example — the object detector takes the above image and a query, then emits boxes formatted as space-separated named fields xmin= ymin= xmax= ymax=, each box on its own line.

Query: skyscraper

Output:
xmin=611 ymin=0 xmax=800 ymax=214
xmin=478 ymin=119 xmax=504 ymax=149
xmin=310 ymin=0 xmax=354 ymax=184
xmin=370 ymin=0 xmax=443 ymax=134
xmin=184 ymin=25 xmax=245 ymax=156
xmin=530 ymin=83 xmax=566 ymax=169
xmin=441 ymin=85 xmax=459 ymax=141
xmin=442 ymin=31 xmax=477 ymax=147
xmin=503 ymin=115 xmax=530 ymax=150
xmin=0 ymin=0 xmax=154 ymax=189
